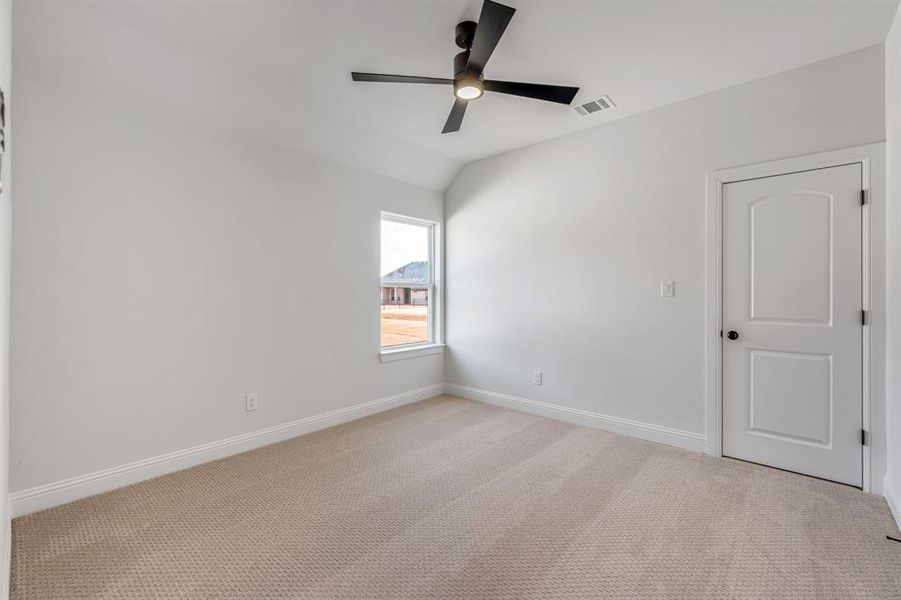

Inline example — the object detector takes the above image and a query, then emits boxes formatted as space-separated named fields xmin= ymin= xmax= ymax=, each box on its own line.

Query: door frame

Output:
xmin=705 ymin=143 xmax=885 ymax=494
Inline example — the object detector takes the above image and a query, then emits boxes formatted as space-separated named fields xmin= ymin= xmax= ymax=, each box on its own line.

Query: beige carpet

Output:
xmin=11 ymin=395 xmax=901 ymax=599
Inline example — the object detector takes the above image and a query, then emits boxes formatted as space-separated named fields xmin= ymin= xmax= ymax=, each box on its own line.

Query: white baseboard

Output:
xmin=885 ymin=475 xmax=901 ymax=533
xmin=10 ymin=384 xmax=446 ymax=517
xmin=11 ymin=382 xmax=709 ymax=517
xmin=446 ymin=383 xmax=707 ymax=453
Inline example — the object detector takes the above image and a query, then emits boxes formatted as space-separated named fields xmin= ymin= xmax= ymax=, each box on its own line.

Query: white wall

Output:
xmin=10 ymin=24 xmax=444 ymax=505
xmin=445 ymin=47 xmax=885 ymax=447
xmin=884 ymin=5 xmax=901 ymax=527
xmin=0 ymin=0 xmax=10 ymax=592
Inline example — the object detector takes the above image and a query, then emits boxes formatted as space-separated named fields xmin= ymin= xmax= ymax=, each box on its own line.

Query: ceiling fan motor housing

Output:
xmin=453 ymin=51 xmax=482 ymax=77
xmin=452 ymin=49 xmax=484 ymax=99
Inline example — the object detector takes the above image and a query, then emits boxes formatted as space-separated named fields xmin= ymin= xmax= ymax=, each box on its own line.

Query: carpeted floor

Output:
xmin=11 ymin=395 xmax=901 ymax=599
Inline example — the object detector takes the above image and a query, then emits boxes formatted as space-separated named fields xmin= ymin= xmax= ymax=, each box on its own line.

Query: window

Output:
xmin=380 ymin=213 xmax=440 ymax=354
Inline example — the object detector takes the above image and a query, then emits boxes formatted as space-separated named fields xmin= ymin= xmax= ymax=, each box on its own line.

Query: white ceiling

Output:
xmin=15 ymin=0 xmax=899 ymax=190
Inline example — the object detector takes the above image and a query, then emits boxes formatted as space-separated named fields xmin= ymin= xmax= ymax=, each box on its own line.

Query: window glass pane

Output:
xmin=381 ymin=220 xmax=429 ymax=283
xmin=381 ymin=217 xmax=431 ymax=348
xmin=380 ymin=287 xmax=429 ymax=347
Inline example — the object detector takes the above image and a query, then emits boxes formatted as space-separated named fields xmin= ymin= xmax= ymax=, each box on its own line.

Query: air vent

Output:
xmin=573 ymin=95 xmax=616 ymax=117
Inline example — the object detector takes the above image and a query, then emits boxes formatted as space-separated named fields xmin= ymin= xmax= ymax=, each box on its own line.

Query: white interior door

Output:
xmin=722 ymin=163 xmax=863 ymax=487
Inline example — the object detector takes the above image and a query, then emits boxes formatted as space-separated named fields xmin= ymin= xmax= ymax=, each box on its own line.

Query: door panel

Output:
xmin=749 ymin=192 xmax=832 ymax=324
xmin=722 ymin=164 xmax=862 ymax=487
xmin=748 ymin=349 xmax=831 ymax=446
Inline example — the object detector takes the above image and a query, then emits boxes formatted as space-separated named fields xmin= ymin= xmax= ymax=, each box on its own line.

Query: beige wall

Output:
xmin=0 ymin=0 xmax=11 ymax=593
xmin=10 ymin=13 xmax=444 ymax=508
xmin=446 ymin=47 xmax=885 ymax=453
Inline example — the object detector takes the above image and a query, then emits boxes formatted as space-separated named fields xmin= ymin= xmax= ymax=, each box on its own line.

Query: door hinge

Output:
xmin=862 ymin=309 xmax=869 ymax=326
xmin=861 ymin=429 xmax=869 ymax=446
xmin=861 ymin=189 xmax=867 ymax=206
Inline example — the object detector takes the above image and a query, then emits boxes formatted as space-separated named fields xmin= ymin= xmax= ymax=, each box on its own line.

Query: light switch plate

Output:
xmin=660 ymin=281 xmax=675 ymax=298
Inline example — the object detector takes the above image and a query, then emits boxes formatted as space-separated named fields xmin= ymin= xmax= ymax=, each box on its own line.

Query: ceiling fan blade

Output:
xmin=442 ymin=98 xmax=468 ymax=134
xmin=483 ymin=80 xmax=579 ymax=105
xmin=466 ymin=0 xmax=516 ymax=73
xmin=351 ymin=72 xmax=453 ymax=85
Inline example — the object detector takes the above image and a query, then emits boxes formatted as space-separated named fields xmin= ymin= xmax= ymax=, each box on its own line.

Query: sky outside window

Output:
xmin=381 ymin=220 xmax=428 ymax=276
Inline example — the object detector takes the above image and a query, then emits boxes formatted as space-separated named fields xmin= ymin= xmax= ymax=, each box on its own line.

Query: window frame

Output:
xmin=379 ymin=212 xmax=443 ymax=360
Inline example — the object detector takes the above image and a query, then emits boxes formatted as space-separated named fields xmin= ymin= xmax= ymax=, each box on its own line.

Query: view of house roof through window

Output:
xmin=381 ymin=261 xmax=428 ymax=282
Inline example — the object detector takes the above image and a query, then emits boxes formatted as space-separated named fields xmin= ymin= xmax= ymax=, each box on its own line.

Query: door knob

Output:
xmin=726 ymin=330 xmax=739 ymax=341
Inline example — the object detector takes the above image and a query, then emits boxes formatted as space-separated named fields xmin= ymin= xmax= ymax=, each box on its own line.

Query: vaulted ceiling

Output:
xmin=15 ymin=0 xmax=899 ymax=190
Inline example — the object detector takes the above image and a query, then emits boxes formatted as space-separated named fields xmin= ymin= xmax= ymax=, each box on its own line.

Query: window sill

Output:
xmin=379 ymin=343 xmax=445 ymax=363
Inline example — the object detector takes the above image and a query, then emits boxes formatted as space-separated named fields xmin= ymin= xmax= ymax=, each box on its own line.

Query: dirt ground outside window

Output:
xmin=381 ymin=305 xmax=428 ymax=347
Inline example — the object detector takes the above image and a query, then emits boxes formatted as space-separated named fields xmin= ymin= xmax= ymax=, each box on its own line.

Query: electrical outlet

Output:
xmin=245 ymin=393 xmax=258 ymax=412
xmin=531 ymin=370 xmax=543 ymax=385
xmin=660 ymin=281 xmax=675 ymax=298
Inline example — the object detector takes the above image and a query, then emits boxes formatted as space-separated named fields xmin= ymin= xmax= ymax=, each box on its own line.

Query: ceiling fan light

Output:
xmin=454 ymin=79 xmax=483 ymax=100
xmin=456 ymin=85 xmax=482 ymax=100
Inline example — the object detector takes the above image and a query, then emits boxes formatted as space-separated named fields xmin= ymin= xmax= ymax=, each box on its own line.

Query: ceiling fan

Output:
xmin=351 ymin=0 xmax=580 ymax=134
